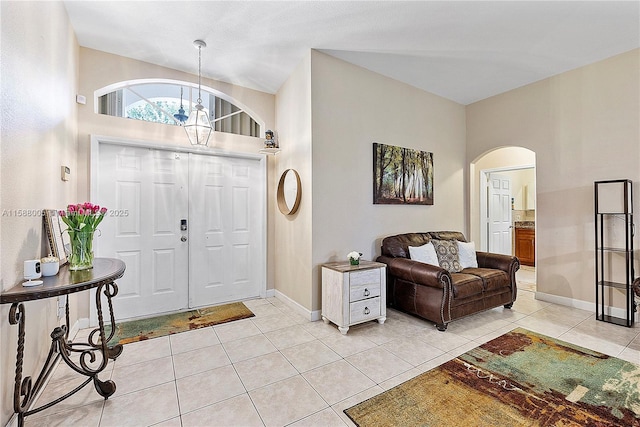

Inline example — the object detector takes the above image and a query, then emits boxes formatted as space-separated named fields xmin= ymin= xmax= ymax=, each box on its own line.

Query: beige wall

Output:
xmin=0 ymin=2 xmax=79 ymax=424
xmin=467 ymin=49 xmax=640 ymax=305
xmin=309 ymin=51 xmax=467 ymax=311
xmin=274 ymin=52 xmax=314 ymax=310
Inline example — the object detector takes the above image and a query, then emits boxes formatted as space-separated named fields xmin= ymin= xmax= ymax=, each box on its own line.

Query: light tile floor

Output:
xmin=517 ymin=265 xmax=536 ymax=292
xmin=27 ymin=271 xmax=639 ymax=427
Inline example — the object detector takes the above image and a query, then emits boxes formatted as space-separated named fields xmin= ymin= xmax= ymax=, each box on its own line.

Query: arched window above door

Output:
xmin=96 ymin=80 xmax=262 ymax=137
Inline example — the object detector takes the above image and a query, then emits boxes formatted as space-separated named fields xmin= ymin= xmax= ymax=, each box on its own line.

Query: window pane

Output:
xmin=97 ymin=81 xmax=260 ymax=137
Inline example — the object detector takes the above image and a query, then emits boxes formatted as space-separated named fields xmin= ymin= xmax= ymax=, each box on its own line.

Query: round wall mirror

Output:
xmin=277 ymin=169 xmax=301 ymax=215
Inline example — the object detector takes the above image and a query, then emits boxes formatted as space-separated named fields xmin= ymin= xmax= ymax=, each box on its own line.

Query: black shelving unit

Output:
xmin=594 ymin=179 xmax=635 ymax=327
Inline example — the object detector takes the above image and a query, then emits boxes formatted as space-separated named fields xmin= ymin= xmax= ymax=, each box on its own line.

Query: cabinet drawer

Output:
xmin=350 ymin=297 xmax=381 ymax=323
xmin=350 ymin=283 xmax=381 ymax=302
xmin=350 ymin=269 xmax=380 ymax=286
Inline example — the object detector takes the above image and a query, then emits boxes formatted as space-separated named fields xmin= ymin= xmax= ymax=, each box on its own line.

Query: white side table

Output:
xmin=321 ymin=260 xmax=386 ymax=334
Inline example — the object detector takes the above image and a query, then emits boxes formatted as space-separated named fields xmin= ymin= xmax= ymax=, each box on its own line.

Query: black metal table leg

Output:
xmin=1 ymin=258 xmax=126 ymax=426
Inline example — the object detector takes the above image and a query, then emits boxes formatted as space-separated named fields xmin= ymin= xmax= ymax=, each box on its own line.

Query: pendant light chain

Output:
xmin=197 ymin=43 xmax=203 ymax=105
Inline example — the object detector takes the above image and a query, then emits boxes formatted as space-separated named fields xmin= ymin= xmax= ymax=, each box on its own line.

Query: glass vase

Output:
xmin=349 ymin=258 xmax=359 ymax=266
xmin=68 ymin=230 xmax=94 ymax=270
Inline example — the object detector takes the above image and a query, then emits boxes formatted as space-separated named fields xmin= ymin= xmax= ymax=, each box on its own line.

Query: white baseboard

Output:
xmin=68 ymin=317 xmax=90 ymax=339
xmin=264 ymin=288 xmax=276 ymax=298
xmin=535 ymin=291 xmax=639 ymax=322
xmin=274 ymin=290 xmax=322 ymax=321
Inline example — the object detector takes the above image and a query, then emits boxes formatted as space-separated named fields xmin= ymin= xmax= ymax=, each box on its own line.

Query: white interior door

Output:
xmin=488 ymin=173 xmax=512 ymax=255
xmin=188 ymin=154 xmax=262 ymax=307
xmin=97 ymin=144 xmax=189 ymax=320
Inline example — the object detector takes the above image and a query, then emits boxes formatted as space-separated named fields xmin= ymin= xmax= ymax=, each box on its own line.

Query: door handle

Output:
xmin=181 ymin=236 xmax=187 ymax=242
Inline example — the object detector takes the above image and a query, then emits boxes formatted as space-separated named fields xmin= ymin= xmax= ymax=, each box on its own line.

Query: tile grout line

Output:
xmin=29 ymin=292 xmax=640 ymax=426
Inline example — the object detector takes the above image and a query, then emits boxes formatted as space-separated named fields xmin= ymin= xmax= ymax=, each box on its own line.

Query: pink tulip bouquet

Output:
xmin=58 ymin=202 xmax=108 ymax=270
xmin=59 ymin=202 xmax=108 ymax=232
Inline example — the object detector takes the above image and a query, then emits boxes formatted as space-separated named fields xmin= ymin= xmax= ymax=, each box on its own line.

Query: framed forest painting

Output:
xmin=373 ymin=142 xmax=433 ymax=205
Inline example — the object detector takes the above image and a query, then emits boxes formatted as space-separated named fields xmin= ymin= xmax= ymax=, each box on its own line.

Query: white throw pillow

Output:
xmin=457 ymin=241 xmax=478 ymax=269
xmin=408 ymin=243 xmax=440 ymax=267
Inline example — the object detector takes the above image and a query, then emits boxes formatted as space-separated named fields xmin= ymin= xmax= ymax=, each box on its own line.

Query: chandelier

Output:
xmin=184 ymin=40 xmax=212 ymax=146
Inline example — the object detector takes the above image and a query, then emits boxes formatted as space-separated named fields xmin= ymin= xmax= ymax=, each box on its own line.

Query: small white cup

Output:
xmin=41 ymin=255 xmax=60 ymax=277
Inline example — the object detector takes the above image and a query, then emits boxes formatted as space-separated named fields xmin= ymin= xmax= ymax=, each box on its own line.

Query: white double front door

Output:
xmin=96 ymin=142 xmax=263 ymax=321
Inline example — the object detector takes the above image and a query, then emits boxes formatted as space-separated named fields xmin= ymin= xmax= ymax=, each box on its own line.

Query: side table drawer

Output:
xmin=350 ymin=269 xmax=380 ymax=286
xmin=350 ymin=282 xmax=381 ymax=302
xmin=350 ymin=297 xmax=381 ymax=323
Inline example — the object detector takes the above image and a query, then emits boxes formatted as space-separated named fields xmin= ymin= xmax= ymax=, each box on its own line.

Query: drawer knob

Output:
xmin=364 ymin=307 xmax=370 ymax=315
xmin=364 ymin=288 xmax=370 ymax=297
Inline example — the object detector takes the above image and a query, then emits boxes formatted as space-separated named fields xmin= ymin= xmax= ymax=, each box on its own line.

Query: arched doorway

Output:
xmin=470 ymin=146 xmax=537 ymax=291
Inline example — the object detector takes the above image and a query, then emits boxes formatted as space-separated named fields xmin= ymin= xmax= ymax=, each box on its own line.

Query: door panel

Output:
xmin=488 ymin=174 xmax=512 ymax=255
xmin=189 ymin=154 xmax=262 ymax=307
xmin=97 ymin=145 xmax=189 ymax=320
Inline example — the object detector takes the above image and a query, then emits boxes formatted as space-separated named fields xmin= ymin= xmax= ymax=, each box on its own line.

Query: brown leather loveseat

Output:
xmin=377 ymin=231 xmax=520 ymax=331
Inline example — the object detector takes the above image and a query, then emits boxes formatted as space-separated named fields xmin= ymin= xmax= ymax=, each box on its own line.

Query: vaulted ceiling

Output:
xmin=64 ymin=1 xmax=639 ymax=105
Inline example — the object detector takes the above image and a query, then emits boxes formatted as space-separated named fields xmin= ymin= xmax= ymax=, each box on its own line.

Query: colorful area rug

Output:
xmin=106 ymin=302 xmax=254 ymax=345
xmin=345 ymin=328 xmax=640 ymax=426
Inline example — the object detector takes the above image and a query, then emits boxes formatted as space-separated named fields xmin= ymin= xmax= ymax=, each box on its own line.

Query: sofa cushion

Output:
xmin=462 ymin=268 xmax=509 ymax=292
xmin=457 ymin=241 xmax=478 ymax=268
xmin=450 ymin=273 xmax=484 ymax=299
xmin=381 ymin=233 xmax=432 ymax=258
xmin=428 ymin=231 xmax=467 ymax=242
xmin=408 ymin=243 xmax=439 ymax=266
xmin=432 ymin=239 xmax=462 ymax=273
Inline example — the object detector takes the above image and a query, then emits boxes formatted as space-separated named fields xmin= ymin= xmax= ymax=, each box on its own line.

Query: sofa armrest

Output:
xmin=377 ymin=256 xmax=450 ymax=289
xmin=476 ymin=251 xmax=520 ymax=273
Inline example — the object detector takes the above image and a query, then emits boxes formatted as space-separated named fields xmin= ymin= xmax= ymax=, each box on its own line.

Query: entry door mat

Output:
xmin=106 ymin=302 xmax=254 ymax=345
xmin=345 ymin=328 xmax=640 ymax=426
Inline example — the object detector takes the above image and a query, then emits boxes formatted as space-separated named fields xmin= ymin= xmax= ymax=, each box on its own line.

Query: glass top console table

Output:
xmin=0 ymin=258 xmax=126 ymax=427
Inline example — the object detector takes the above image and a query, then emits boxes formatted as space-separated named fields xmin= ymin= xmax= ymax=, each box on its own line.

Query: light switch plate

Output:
xmin=61 ymin=165 xmax=70 ymax=181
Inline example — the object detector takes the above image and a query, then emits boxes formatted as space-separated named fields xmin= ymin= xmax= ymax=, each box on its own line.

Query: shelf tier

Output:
xmin=596 ymin=247 xmax=632 ymax=253
xmin=596 ymin=314 xmax=633 ymax=327
xmin=597 ymin=280 xmax=630 ymax=290
xmin=596 ymin=212 xmax=633 ymax=215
